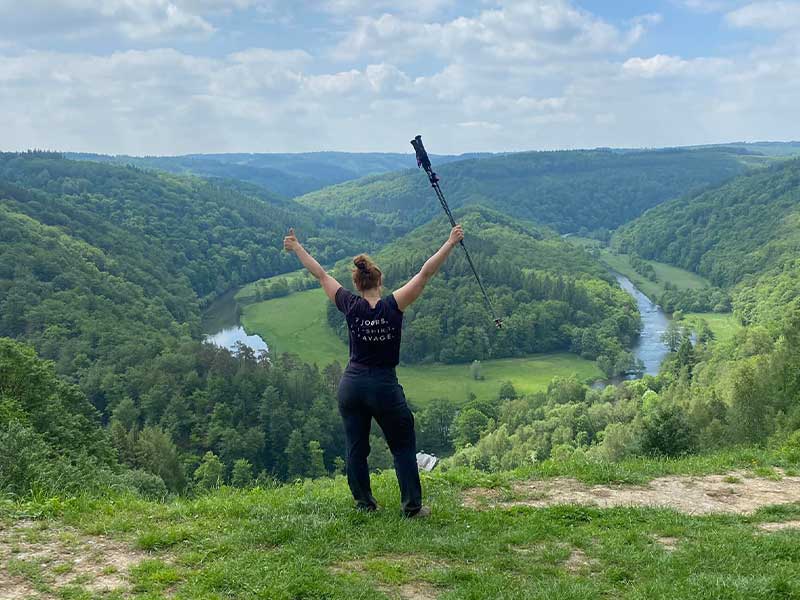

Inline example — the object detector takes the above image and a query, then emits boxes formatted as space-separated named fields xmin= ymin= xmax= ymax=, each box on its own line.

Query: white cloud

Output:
xmin=322 ymin=0 xmax=453 ymax=18
xmin=725 ymin=1 xmax=800 ymax=29
xmin=333 ymin=0 xmax=658 ymax=64
xmin=0 ymin=0 xmax=217 ymax=40
xmin=622 ymin=54 xmax=730 ymax=78
xmin=0 ymin=0 xmax=799 ymax=155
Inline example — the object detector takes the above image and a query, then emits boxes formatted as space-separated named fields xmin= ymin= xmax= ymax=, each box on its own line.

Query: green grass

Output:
xmin=400 ymin=356 xmax=601 ymax=407
xmin=240 ymin=288 xmax=346 ymax=368
xmin=565 ymin=239 xmax=712 ymax=301
xmin=684 ymin=313 xmax=742 ymax=344
xmin=240 ymin=288 xmax=601 ymax=406
xmin=5 ymin=449 xmax=800 ymax=600
xmin=597 ymin=250 xmax=711 ymax=300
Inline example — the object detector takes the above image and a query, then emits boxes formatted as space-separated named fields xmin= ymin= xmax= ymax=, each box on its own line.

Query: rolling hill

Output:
xmin=67 ymin=151 xmax=482 ymax=198
xmin=295 ymin=147 xmax=763 ymax=239
xmin=613 ymin=158 xmax=800 ymax=327
xmin=0 ymin=152 xmax=364 ymax=410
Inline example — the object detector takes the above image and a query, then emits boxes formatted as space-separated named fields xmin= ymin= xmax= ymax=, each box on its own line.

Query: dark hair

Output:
xmin=352 ymin=254 xmax=382 ymax=292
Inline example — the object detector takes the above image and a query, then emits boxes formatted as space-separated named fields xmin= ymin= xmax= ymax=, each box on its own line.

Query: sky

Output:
xmin=1 ymin=0 xmax=799 ymax=155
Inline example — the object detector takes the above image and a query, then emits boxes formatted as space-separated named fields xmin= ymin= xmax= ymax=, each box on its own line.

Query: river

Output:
xmin=615 ymin=273 xmax=670 ymax=376
xmin=201 ymin=289 xmax=269 ymax=354
xmin=201 ymin=275 xmax=670 ymax=376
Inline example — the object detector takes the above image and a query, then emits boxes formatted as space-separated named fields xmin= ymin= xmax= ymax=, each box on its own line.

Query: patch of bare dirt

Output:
xmin=563 ymin=548 xmax=598 ymax=574
xmin=653 ymin=536 xmax=680 ymax=552
xmin=0 ymin=519 xmax=149 ymax=597
xmin=390 ymin=581 xmax=439 ymax=600
xmin=462 ymin=471 xmax=800 ymax=515
xmin=758 ymin=520 xmax=800 ymax=532
xmin=329 ymin=554 xmax=447 ymax=600
xmin=1 ymin=581 xmax=43 ymax=599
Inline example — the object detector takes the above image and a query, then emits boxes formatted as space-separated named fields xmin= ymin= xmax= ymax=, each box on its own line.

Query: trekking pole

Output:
xmin=410 ymin=135 xmax=503 ymax=329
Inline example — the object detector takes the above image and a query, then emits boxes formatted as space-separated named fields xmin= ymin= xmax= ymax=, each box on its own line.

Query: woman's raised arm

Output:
xmin=283 ymin=228 xmax=341 ymax=302
xmin=393 ymin=225 xmax=464 ymax=312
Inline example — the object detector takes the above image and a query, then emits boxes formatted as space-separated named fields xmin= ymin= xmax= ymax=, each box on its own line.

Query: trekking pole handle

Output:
xmin=410 ymin=135 xmax=432 ymax=171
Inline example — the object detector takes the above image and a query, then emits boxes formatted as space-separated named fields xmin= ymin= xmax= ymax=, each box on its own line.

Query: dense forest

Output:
xmin=448 ymin=161 xmax=800 ymax=472
xmin=614 ymin=159 xmax=800 ymax=327
xmin=327 ymin=208 xmax=640 ymax=370
xmin=3 ymin=147 xmax=800 ymax=505
xmin=297 ymin=147 xmax=759 ymax=239
xmin=0 ymin=152 xmax=365 ymax=414
xmin=68 ymin=151 xmax=478 ymax=199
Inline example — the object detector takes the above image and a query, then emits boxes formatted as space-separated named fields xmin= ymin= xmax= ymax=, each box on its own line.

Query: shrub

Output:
xmin=114 ymin=469 xmax=169 ymax=500
xmin=780 ymin=430 xmax=800 ymax=465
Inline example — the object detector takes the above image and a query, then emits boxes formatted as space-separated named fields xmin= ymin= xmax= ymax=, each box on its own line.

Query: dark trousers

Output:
xmin=337 ymin=363 xmax=422 ymax=515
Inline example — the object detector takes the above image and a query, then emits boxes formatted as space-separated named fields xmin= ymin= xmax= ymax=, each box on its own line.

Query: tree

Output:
xmin=135 ymin=425 xmax=186 ymax=492
xmin=728 ymin=362 xmax=766 ymax=443
xmin=417 ymin=398 xmax=457 ymax=455
xmin=640 ymin=404 xmax=696 ymax=457
xmin=194 ymin=451 xmax=225 ymax=489
xmin=307 ymin=440 xmax=326 ymax=478
xmin=285 ymin=429 xmax=307 ymax=479
xmin=231 ymin=458 xmax=254 ymax=488
xmin=498 ymin=381 xmax=517 ymax=400
xmin=112 ymin=398 xmax=139 ymax=430
xmin=675 ymin=337 xmax=696 ymax=375
xmin=453 ymin=408 xmax=489 ymax=448
xmin=661 ymin=320 xmax=683 ymax=353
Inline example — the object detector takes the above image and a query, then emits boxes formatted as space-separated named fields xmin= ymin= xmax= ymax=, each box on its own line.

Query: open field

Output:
xmin=241 ymin=288 xmax=601 ymax=405
xmin=564 ymin=238 xmax=712 ymax=300
xmin=684 ymin=312 xmax=742 ymax=344
xmin=598 ymin=250 xmax=711 ymax=300
xmin=4 ymin=449 xmax=800 ymax=600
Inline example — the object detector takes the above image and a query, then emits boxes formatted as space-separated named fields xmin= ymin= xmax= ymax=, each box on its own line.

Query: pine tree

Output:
xmin=231 ymin=458 xmax=254 ymax=488
xmin=194 ymin=451 xmax=225 ymax=489
xmin=307 ymin=440 xmax=326 ymax=478
xmin=285 ymin=429 xmax=307 ymax=479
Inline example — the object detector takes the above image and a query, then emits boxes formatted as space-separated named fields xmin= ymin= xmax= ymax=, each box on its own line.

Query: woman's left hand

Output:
xmin=283 ymin=228 xmax=300 ymax=252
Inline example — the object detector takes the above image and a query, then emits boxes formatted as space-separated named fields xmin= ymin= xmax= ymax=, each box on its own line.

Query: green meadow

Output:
xmin=596 ymin=249 xmax=711 ymax=300
xmin=240 ymin=287 xmax=602 ymax=406
xmin=684 ymin=312 xmax=742 ymax=344
xmin=4 ymin=449 xmax=800 ymax=600
xmin=564 ymin=237 xmax=711 ymax=300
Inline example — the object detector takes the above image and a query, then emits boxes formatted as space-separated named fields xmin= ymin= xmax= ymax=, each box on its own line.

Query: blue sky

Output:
xmin=1 ymin=0 xmax=798 ymax=154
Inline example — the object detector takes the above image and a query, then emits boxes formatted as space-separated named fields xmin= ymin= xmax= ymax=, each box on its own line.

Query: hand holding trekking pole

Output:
xmin=448 ymin=225 xmax=464 ymax=247
xmin=410 ymin=135 xmax=503 ymax=329
xmin=283 ymin=227 xmax=300 ymax=253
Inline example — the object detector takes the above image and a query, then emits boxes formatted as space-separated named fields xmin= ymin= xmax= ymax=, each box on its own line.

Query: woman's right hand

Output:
xmin=448 ymin=224 xmax=464 ymax=247
xmin=283 ymin=228 xmax=300 ymax=252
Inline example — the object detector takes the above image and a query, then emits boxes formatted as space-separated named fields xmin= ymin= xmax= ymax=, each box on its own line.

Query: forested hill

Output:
xmin=296 ymin=147 xmax=760 ymax=239
xmin=327 ymin=207 xmax=640 ymax=370
xmin=0 ymin=152 xmax=361 ymax=410
xmin=68 ymin=151 xmax=481 ymax=199
xmin=614 ymin=158 xmax=800 ymax=327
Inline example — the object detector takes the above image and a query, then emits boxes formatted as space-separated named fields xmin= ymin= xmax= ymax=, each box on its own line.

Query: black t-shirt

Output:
xmin=335 ymin=287 xmax=403 ymax=368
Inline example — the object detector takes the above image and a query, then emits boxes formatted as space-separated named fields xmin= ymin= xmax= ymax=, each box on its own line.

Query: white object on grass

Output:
xmin=416 ymin=452 xmax=438 ymax=472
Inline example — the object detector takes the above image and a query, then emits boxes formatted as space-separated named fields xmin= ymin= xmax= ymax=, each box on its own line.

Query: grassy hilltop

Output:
xmin=3 ymin=448 xmax=800 ymax=599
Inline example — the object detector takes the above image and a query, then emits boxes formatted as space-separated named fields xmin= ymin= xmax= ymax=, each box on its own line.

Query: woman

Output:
xmin=283 ymin=224 xmax=464 ymax=517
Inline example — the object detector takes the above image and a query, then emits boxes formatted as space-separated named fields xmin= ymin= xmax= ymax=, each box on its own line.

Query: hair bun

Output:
xmin=351 ymin=254 xmax=381 ymax=291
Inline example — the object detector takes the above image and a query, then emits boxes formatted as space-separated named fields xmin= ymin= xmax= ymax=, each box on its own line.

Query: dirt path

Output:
xmin=0 ymin=519 xmax=149 ymax=599
xmin=463 ymin=470 xmax=800 ymax=515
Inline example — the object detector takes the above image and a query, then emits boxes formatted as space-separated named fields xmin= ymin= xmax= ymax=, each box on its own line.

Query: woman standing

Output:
xmin=283 ymin=224 xmax=464 ymax=517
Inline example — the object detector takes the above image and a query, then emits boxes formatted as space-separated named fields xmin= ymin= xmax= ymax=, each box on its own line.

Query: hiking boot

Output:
xmin=406 ymin=506 xmax=431 ymax=519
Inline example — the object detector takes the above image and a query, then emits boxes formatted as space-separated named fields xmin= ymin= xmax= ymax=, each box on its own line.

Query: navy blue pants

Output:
xmin=337 ymin=363 xmax=422 ymax=516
